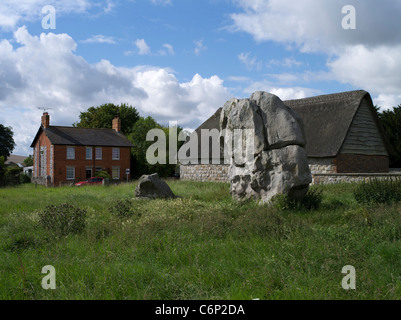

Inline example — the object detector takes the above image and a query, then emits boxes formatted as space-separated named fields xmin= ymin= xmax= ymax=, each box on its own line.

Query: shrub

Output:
xmin=108 ymin=199 xmax=141 ymax=219
xmin=354 ymin=178 xmax=401 ymax=205
xmin=270 ymin=188 xmax=323 ymax=211
xmin=19 ymin=173 xmax=31 ymax=184
xmin=38 ymin=203 xmax=87 ymax=236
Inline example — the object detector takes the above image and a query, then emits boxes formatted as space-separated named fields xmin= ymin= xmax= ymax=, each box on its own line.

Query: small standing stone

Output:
xmin=135 ymin=173 xmax=176 ymax=199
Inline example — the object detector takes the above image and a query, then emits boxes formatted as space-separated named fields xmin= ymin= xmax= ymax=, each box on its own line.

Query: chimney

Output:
xmin=41 ymin=112 xmax=50 ymax=129
xmin=112 ymin=116 xmax=121 ymax=132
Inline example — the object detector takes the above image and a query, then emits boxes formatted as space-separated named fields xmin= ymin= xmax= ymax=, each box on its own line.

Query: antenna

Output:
xmin=37 ymin=107 xmax=53 ymax=113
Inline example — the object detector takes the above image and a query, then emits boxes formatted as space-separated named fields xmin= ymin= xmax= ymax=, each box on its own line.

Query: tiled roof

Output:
xmin=31 ymin=126 xmax=133 ymax=147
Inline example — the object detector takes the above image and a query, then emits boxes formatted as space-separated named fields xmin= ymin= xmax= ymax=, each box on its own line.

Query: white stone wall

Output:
xmin=180 ymin=161 xmax=400 ymax=185
xmin=308 ymin=157 xmax=336 ymax=174
xmin=312 ymin=173 xmax=401 ymax=185
xmin=180 ymin=164 xmax=229 ymax=182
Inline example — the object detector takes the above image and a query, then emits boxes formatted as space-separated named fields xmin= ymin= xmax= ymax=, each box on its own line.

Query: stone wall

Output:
xmin=31 ymin=176 xmax=52 ymax=187
xmin=312 ymin=173 xmax=401 ymax=185
xmin=180 ymin=164 xmax=229 ymax=182
xmin=308 ymin=157 xmax=336 ymax=174
xmin=181 ymin=164 xmax=401 ymax=186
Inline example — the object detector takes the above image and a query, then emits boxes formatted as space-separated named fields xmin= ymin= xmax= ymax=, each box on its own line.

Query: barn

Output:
xmin=179 ymin=90 xmax=393 ymax=182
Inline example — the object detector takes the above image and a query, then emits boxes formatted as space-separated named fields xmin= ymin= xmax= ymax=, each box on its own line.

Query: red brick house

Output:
xmin=31 ymin=112 xmax=133 ymax=186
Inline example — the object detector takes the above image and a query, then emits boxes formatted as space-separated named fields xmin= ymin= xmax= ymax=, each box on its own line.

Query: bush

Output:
xmin=38 ymin=203 xmax=87 ymax=237
xmin=354 ymin=178 xmax=401 ymax=205
xmin=2 ymin=166 xmax=23 ymax=186
xmin=108 ymin=199 xmax=141 ymax=219
xmin=19 ymin=173 xmax=31 ymax=184
xmin=270 ymin=188 xmax=323 ymax=211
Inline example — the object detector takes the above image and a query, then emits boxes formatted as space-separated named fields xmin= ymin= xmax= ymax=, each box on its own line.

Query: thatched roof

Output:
xmin=284 ymin=90 xmax=381 ymax=157
xmin=31 ymin=126 xmax=133 ymax=148
xmin=187 ymin=90 xmax=392 ymax=160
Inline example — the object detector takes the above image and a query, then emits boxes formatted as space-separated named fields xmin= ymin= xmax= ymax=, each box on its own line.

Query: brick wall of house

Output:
xmin=53 ymin=145 xmax=131 ymax=186
xmin=335 ymin=154 xmax=389 ymax=173
xmin=32 ymin=132 xmax=52 ymax=180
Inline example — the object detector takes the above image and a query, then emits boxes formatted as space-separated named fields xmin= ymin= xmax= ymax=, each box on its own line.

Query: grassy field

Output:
xmin=1 ymin=180 xmax=401 ymax=300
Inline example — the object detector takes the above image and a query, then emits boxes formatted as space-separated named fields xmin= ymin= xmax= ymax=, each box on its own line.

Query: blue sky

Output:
xmin=1 ymin=0 xmax=401 ymax=155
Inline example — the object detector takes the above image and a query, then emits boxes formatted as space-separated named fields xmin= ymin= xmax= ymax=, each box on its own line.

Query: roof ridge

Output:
xmin=49 ymin=125 xmax=115 ymax=130
xmin=284 ymin=90 xmax=367 ymax=106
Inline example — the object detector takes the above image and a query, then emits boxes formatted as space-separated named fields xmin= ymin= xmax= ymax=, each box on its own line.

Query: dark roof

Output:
xmin=30 ymin=126 xmax=133 ymax=148
xmin=188 ymin=90 xmax=392 ymax=159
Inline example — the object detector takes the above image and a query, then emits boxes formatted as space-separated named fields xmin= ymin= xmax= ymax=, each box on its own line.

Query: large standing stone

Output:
xmin=220 ymin=92 xmax=312 ymax=204
xmin=135 ymin=173 xmax=176 ymax=199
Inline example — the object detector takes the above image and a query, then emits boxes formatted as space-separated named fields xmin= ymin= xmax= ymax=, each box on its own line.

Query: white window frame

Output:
xmin=66 ymin=167 xmax=75 ymax=180
xmin=95 ymin=147 xmax=102 ymax=160
xmin=112 ymin=148 xmax=120 ymax=160
xmin=86 ymin=147 xmax=92 ymax=160
xmin=112 ymin=166 xmax=120 ymax=180
xmin=67 ymin=146 xmax=75 ymax=160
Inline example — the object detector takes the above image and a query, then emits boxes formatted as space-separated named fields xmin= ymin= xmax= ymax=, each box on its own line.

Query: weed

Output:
xmin=108 ymin=199 xmax=141 ymax=219
xmin=38 ymin=203 xmax=87 ymax=237
xmin=270 ymin=188 xmax=323 ymax=211
xmin=354 ymin=178 xmax=401 ymax=204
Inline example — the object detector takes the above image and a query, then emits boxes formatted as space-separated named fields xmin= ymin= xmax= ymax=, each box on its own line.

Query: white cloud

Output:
xmin=81 ymin=35 xmax=116 ymax=44
xmin=103 ymin=0 xmax=116 ymax=13
xmin=242 ymin=80 xmax=320 ymax=101
xmin=162 ymin=43 xmax=174 ymax=55
xmin=135 ymin=38 xmax=151 ymax=55
xmin=149 ymin=0 xmax=172 ymax=6
xmin=328 ymin=44 xmax=401 ymax=110
xmin=328 ymin=45 xmax=401 ymax=95
xmin=0 ymin=27 xmax=231 ymax=156
xmin=374 ymin=94 xmax=401 ymax=111
xmin=268 ymin=57 xmax=302 ymax=68
xmin=0 ymin=0 xmax=93 ymax=30
xmin=230 ymin=0 xmax=401 ymax=108
xmin=230 ymin=0 xmax=401 ymax=53
xmin=238 ymin=52 xmax=262 ymax=71
xmin=194 ymin=40 xmax=207 ymax=55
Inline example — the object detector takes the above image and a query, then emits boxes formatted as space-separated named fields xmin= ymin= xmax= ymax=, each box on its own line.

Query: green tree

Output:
xmin=73 ymin=103 xmax=140 ymax=135
xmin=23 ymin=155 xmax=33 ymax=167
xmin=378 ymin=105 xmax=401 ymax=167
xmin=128 ymin=117 xmax=184 ymax=177
xmin=0 ymin=156 xmax=5 ymax=187
xmin=0 ymin=124 xmax=15 ymax=161
xmin=129 ymin=117 xmax=162 ymax=177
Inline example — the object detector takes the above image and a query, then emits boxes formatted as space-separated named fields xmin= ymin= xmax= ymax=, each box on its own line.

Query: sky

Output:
xmin=1 ymin=0 xmax=401 ymax=156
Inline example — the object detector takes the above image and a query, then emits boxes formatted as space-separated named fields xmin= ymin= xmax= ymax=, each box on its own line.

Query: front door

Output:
xmin=86 ymin=169 xmax=92 ymax=179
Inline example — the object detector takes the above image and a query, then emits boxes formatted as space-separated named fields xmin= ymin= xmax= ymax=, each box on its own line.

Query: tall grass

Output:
xmin=1 ymin=181 xmax=401 ymax=299
xmin=354 ymin=178 xmax=401 ymax=204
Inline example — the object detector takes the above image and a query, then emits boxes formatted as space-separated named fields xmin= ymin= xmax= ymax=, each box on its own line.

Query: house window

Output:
xmin=67 ymin=146 xmax=75 ymax=160
xmin=96 ymin=147 xmax=102 ymax=160
xmin=112 ymin=148 xmax=120 ymax=160
xmin=112 ymin=166 xmax=120 ymax=180
xmin=66 ymin=167 xmax=75 ymax=180
xmin=86 ymin=147 xmax=92 ymax=160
